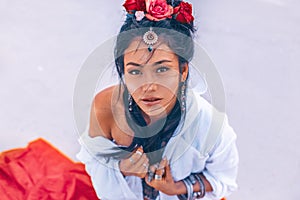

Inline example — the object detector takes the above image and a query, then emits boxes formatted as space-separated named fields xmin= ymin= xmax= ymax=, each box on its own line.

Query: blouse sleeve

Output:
xmin=202 ymin=116 xmax=239 ymax=199
xmin=76 ymin=138 xmax=143 ymax=200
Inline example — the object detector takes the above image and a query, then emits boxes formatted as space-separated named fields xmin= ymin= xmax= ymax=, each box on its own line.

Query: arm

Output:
xmin=171 ymin=135 xmax=238 ymax=199
xmin=90 ymin=87 xmax=149 ymax=178
xmin=77 ymin=142 xmax=147 ymax=200
xmin=173 ymin=173 xmax=213 ymax=195
xmin=77 ymin=87 xmax=148 ymax=199
xmin=144 ymin=116 xmax=238 ymax=198
xmin=201 ymin=118 xmax=239 ymax=199
xmin=145 ymin=159 xmax=213 ymax=196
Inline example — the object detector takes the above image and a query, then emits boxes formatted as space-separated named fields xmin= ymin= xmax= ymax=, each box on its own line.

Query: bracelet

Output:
xmin=184 ymin=178 xmax=194 ymax=200
xmin=177 ymin=173 xmax=207 ymax=200
xmin=194 ymin=173 xmax=206 ymax=198
xmin=188 ymin=174 xmax=202 ymax=199
xmin=177 ymin=177 xmax=194 ymax=200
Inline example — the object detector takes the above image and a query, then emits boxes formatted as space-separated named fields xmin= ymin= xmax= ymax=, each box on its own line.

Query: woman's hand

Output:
xmin=119 ymin=147 xmax=149 ymax=178
xmin=145 ymin=158 xmax=182 ymax=196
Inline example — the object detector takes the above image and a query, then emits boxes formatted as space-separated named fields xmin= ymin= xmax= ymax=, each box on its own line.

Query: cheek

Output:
xmin=157 ymin=73 xmax=180 ymax=92
xmin=124 ymin=75 xmax=141 ymax=94
xmin=161 ymin=81 xmax=179 ymax=99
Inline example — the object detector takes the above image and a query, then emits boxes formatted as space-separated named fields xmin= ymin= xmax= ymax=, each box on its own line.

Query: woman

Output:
xmin=77 ymin=0 xmax=238 ymax=199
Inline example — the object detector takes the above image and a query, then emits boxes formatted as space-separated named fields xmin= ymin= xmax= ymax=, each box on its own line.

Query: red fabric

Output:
xmin=0 ymin=138 xmax=98 ymax=200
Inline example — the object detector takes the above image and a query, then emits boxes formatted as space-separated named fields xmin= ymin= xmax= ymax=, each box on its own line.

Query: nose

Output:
xmin=142 ymin=73 xmax=158 ymax=92
xmin=142 ymin=82 xmax=157 ymax=92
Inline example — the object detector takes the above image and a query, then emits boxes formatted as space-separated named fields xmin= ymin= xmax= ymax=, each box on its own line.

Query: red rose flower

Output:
xmin=174 ymin=2 xmax=194 ymax=23
xmin=145 ymin=0 xmax=174 ymax=21
xmin=123 ymin=0 xmax=146 ymax=12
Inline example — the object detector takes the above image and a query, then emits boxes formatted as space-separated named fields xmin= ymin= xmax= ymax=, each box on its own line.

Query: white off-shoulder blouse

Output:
xmin=77 ymin=89 xmax=239 ymax=200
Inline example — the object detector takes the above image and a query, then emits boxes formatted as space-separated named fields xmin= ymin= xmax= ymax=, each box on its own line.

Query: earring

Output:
xmin=128 ymin=93 xmax=133 ymax=112
xmin=180 ymin=81 xmax=187 ymax=112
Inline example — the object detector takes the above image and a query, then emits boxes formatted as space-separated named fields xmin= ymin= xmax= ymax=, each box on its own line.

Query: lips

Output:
xmin=141 ymin=97 xmax=162 ymax=106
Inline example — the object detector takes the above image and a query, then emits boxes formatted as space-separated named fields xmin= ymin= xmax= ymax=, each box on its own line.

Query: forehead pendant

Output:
xmin=143 ymin=27 xmax=158 ymax=52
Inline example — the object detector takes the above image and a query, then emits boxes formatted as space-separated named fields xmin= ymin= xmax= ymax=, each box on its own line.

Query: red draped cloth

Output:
xmin=0 ymin=138 xmax=228 ymax=200
xmin=0 ymin=138 xmax=98 ymax=200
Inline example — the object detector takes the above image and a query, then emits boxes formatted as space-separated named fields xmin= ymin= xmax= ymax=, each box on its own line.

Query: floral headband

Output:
xmin=123 ymin=0 xmax=194 ymax=24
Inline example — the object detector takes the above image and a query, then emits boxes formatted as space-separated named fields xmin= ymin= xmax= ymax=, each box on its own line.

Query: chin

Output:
xmin=142 ymin=106 xmax=168 ymax=118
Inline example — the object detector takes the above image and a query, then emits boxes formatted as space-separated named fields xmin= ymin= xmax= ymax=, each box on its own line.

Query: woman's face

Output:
xmin=124 ymin=39 xmax=188 ymax=120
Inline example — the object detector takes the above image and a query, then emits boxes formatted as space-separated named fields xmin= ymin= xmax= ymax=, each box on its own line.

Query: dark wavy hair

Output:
xmin=114 ymin=1 xmax=196 ymax=80
xmin=112 ymin=0 xmax=197 ymax=164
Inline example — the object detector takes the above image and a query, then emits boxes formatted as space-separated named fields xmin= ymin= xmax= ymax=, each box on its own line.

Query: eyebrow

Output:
xmin=126 ymin=60 xmax=172 ymax=67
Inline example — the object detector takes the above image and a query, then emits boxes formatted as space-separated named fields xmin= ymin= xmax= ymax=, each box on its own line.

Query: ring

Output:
xmin=154 ymin=174 xmax=162 ymax=180
xmin=157 ymin=168 xmax=165 ymax=175
xmin=129 ymin=157 xmax=134 ymax=163
xmin=147 ymin=171 xmax=155 ymax=182
xmin=143 ymin=163 xmax=148 ymax=169
xmin=136 ymin=151 xmax=143 ymax=156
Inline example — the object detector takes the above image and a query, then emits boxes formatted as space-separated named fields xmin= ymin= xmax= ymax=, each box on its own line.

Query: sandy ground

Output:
xmin=1 ymin=0 xmax=300 ymax=199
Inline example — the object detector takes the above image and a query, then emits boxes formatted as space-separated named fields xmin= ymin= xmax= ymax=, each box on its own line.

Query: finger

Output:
xmin=135 ymin=155 xmax=149 ymax=172
xmin=164 ymin=163 xmax=173 ymax=182
xmin=135 ymin=153 xmax=148 ymax=165
xmin=145 ymin=173 xmax=153 ymax=186
xmin=134 ymin=146 xmax=144 ymax=156
xmin=130 ymin=146 xmax=144 ymax=164
xmin=158 ymin=157 xmax=167 ymax=169
xmin=154 ymin=163 xmax=164 ymax=181
xmin=147 ymin=164 xmax=158 ymax=182
xmin=127 ymin=154 xmax=148 ymax=177
xmin=156 ymin=158 xmax=168 ymax=176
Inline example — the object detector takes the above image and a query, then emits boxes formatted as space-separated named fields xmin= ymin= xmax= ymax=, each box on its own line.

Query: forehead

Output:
xmin=124 ymin=38 xmax=178 ymax=64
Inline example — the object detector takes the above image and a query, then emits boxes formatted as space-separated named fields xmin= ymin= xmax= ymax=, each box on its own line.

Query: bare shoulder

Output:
xmin=89 ymin=85 xmax=122 ymax=139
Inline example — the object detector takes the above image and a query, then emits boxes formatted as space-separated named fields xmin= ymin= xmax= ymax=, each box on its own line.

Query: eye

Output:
xmin=156 ymin=66 xmax=169 ymax=73
xmin=128 ymin=69 xmax=142 ymax=75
